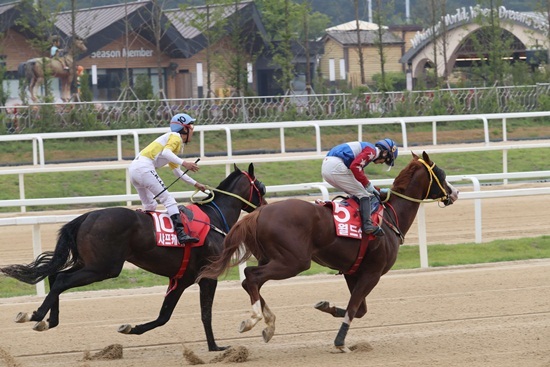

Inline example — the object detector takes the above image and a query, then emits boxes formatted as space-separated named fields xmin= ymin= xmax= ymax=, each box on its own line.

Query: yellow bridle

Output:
xmin=382 ymin=159 xmax=449 ymax=204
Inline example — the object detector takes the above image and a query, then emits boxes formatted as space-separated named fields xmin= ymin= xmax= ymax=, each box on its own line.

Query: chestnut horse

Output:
xmin=199 ymin=152 xmax=459 ymax=352
xmin=19 ymin=37 xmax=87 ymax=102
xmin=0 ymin=163 xmax=267 ymax=352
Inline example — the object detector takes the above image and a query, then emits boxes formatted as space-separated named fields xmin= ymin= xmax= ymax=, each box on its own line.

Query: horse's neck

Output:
xmin=388 ymin=197 xmax=421 ymax=237
xmin=61 ymin=55 xmax=73 ymax=64
xmin=211 ymin=197 xmax=245 ymax=229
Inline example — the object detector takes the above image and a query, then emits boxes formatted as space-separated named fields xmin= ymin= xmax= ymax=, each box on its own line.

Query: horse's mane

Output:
xmin=391 ymin=157 xmax=422 ymax=193
xmin=216 ymin=167 xmax=242 ymax=191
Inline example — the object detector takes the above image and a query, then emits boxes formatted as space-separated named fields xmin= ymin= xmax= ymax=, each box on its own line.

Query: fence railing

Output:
xmin=1 ymin=110 xmax=550 ymax=167
xmin=2 ymin=84 xmax=550 ymax=132
xmin=2 ymin=171 xmax=549 ymax=297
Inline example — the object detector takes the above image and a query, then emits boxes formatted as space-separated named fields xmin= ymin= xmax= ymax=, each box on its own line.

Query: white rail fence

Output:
xmin=1 ymin=171 xmax=550 ymax=297
xmin=2 ymin=110 xmax=550 ymax=166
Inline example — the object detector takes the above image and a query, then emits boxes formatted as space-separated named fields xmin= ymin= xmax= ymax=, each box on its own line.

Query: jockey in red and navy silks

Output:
xmin=322 ymin=139 xmax=398 ymax=237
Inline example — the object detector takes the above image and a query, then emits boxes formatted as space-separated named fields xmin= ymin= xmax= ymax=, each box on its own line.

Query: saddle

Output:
xmin=142 ymin=205 xmax=211 ymax=248
xmin=316 ymin=197 xmax=383 ymax=240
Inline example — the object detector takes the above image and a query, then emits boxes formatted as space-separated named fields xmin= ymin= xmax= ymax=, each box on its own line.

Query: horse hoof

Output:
xmin=33 ymin=321 xmax=49 ymax=331
xmin=117 ymin=324 xmax=132 ymax=334
xmin=15 ymin=312 xmax=30 ymax=323
xmin=262 ymin=326 xmax=275 ymax=343
xmin=239 ymin=319 xmax=256 ymax=333
xmin=334 ymin=345 xmax=351 ymax=353
xmin=314 ymin=301 xmax=331 ymax=312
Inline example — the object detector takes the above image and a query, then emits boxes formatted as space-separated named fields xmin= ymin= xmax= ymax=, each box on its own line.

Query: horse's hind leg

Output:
xmin=19 ymin=266 xmax=121 ymax=332
xmin=240 ymin=260 xmax=307 ymax=342
xmin=15 ymin=270 xmax=69 ymax=328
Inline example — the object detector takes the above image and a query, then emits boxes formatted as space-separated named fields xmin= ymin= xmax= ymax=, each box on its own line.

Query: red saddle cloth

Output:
xmin=316 ymin=198 xmax=383 ymax=239
xmin=144 ymin=205 xmax=210 ymax=248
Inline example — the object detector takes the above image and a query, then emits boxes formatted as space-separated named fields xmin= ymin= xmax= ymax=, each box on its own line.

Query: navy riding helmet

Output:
xmin=375 ymin=138 xmax=399 ymax=168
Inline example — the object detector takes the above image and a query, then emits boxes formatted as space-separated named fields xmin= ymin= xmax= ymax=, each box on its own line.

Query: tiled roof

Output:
xmin=55 ymin=2 xmax=150 ymax=39
xmin=0 ymin=2 xmax=17 ymax=15
xmin=5 ymin=0 xmax=266 ymax=59
xmin=165 ymin=1 xmax=251 ymax=40
xmin=0 ymin=2 xmax=18 ymax=32
xmin=327 ymin=30 xmax=403 ymax=46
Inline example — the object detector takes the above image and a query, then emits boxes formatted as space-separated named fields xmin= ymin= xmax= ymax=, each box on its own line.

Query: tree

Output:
xmin=468 ymin=0 xmax=517 ymax=86
xmin=181 ymin=1 xmax=229 ymax=98
xmin=354 ymin=0 xmax=366 ymax=85
xmin=372 ymin=0 xmax=394 ymax=92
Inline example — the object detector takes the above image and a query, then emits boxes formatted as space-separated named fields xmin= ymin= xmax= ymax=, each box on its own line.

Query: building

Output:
xmin=1 ymin=0 xmax=269 ymax=102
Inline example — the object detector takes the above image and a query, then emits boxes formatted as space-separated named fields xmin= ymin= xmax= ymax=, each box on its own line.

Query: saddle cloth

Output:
xmin=316 ymin=198 xmax=383 ymax=240
xmin=143 ymin=204 xmax=210 ymax=247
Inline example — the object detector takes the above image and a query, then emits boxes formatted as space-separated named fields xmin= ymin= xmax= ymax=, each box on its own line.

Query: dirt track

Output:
xmin=0 ymin=259 xmax=549 ymax=367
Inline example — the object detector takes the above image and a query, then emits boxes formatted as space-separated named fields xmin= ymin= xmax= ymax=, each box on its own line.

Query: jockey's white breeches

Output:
xmin=128 ymin=156 xmax=179 ymax=216
xmin=321 ymin=156 xmax=371 ymax=199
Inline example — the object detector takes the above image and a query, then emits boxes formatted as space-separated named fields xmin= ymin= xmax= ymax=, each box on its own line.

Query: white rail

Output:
xmin=2 ymin=111 xmax=550 ymax=166
xmin=1 ymin=170 xmax=549 ymax=296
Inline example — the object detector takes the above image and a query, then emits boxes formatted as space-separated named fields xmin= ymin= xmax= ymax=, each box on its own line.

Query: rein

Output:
xmin=190 ymin=170 xmax=262 ymax=209
xmin=382 ymin=158 xmax=449 ymax=204
xmin=190 ymin=186 xmax=259 ymax=209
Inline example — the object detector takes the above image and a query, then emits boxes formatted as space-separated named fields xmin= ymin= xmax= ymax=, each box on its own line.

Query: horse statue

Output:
xmin=0 ymin=163 xmax=267 ymax=352
xmin=199 ymin=152 xmax=459 ymax=352
xmin=18 ymin=37 xmax=87 ymax=102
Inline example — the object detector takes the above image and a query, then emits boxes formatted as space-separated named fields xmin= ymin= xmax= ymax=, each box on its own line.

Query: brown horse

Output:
xmin=20 ymin=37 xmax=87 ymax=102
xmin=199 ymin=152 xmax=459 ymax=352
xmin=0 ymin=163 xmax=267 ymax=352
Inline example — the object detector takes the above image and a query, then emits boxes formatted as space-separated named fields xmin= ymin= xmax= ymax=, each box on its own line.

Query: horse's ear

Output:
xmin=233 ymin=163 xmax=239 ymax=172
xmin=422 ymin=151 xmax=431 ymax=163
xmin=248 ymin=163 xmax=255 ymax=177
xmin=411 ymin=151 xmax=419 ymax=159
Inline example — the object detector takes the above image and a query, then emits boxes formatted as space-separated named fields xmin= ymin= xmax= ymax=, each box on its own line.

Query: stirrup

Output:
xmin=180 ymin=234 xmax=199 ymax=244
xmin=372 ymin=227 xmax=385 ymax=237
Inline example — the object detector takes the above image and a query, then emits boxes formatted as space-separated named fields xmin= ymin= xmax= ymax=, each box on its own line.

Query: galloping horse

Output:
xmin=0 ymin=163 xmax=267 ymax=352
xmin=199 ymin=152 xmax=459 ymax=352
xmin=18 ymin=37 xmax=87 ymax=102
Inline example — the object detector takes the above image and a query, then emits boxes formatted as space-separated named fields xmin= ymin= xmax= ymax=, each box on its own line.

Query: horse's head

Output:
xmin=73 ymin=37 xmax=87 ymax=53
xmin=216 ymin=163 xmax=267 ymax=212
xmin=392 ymin=152 xmax=458 ymax=206
xmin=414 ymin=151 xmax=459 ymax=206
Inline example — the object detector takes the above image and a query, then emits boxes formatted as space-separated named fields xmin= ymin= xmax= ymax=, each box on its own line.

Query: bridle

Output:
xmin=383 ymin=158 xmax=451 ymax=205
xmin=190 ymin=170 xmax=265 ymax=210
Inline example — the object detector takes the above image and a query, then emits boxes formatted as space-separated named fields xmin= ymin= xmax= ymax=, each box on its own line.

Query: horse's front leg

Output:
xmin=334 ymin=273 xmax=381 ymax=353
xmin=314 ymin=301 xmax=347 ymax=317
xmin=261 ymin=303 xmax=276 ymax=343
xmin=118 ymin=278 xmax=190 ymax=335
xmin=198 ymin=277 xmax=228 ymax=351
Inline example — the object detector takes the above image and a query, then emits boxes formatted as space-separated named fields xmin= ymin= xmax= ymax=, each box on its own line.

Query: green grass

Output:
xmin=2 ymin=236 xmax=549 ymax=298
xmin=1 ymin=147 xmax=549 ymax=212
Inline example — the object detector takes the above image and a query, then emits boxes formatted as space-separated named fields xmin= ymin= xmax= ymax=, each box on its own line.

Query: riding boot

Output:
xmin=170 ymin=214 xmax=199 ymax=244
xmin=359 ymin=196 xmax=384 ymax=237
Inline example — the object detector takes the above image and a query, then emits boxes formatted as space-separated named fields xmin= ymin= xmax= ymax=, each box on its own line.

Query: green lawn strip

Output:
xmin=2 ymin=236 xmax=549 ymax=298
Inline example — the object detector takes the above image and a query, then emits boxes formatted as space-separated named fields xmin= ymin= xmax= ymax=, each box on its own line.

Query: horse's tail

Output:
xmin=0 ymin=214 xmax=89 ymax=284
xmin=198 ymin=209 xmax=262 ymax=280
xmin=17 ymin=62 xmax=27 ymax=79
xmin=24 ymin=61 xmax=35 ymax=82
